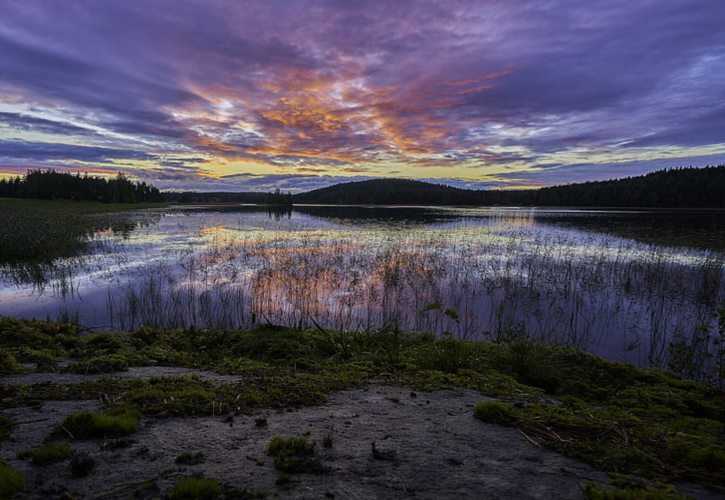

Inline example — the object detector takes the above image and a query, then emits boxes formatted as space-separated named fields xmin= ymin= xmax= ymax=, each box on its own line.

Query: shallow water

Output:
xmin=1 ymin=205 xmax=723 ymax=377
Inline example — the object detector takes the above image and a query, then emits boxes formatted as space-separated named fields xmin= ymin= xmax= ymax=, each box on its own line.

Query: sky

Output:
xmin=0 ymin=0 xmax=724 ymax=192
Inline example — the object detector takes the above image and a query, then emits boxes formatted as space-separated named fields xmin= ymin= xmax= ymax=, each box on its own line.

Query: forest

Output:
xmin=0 ymin=170 xmax=163 ymax=203
xmin=294 ymin=166 xmax=725 ymax=208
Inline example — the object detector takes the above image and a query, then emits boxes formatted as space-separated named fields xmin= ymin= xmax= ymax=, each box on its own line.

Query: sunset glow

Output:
xmin=1 ymin=1 xmax=724 ymax=191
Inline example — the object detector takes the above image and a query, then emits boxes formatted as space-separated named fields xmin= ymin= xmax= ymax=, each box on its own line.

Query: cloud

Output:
xmin=0 ymin=139 xmax=156 ymax=162
xmin=0 ymin=0 xmax=722 ymax=188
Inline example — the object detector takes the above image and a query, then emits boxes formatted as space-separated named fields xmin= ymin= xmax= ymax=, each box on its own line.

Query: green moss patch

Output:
xmin=0 ymin=461 xmax=24 ymax=499
xmin=170 ymin=477 xmax=221 ymax=500
xmin=17 ymin=441 xmax=73 ymax=466
xmin=267 ymin=436 xmax=324 ymax=474
xmin=56 ymin=406 xmax=140 ymax=440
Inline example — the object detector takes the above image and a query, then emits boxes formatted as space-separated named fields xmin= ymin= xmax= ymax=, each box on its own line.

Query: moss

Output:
xmin=0 ymin=461 xmax=24 ymax=499
xmin=473 ymin=401 xmax=516 ymax=425
xmin=56 ymin=406 xmax=140 ymax=439
xmin=175 ymin=451 xmax=205 ymax=465
xmin=17 ymin=441 xmax=73 ymax=465
xmin=123 ymin=377 xmax=216 ymax=416
xmin=67 ymin=354 xmax=129 ymax=374
xmin=170 ymin=477 xmax=221 ymax=500
xmin=0 ymin=415 xmax=15 ymax=442
xmin=584 ymin=480 xmax=688 ymax=499
xmin=0 ymin=350 xmax=23 ymax=375
xmin=267 ymin=436 xmax=323 ymax=473
xmin=2 ymin=319 xmax=724 ymax=493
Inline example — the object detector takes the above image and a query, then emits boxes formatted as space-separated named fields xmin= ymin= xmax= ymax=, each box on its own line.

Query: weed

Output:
xmin=584 ymin=478 xmax=687 ymax=499
xmin=323 ymin=433 xmax=333 ymax=448
xmin=170 ymin=477 xmax=221 ymax=500
xmin=0 ymin=351 xmax=23 ymax=375
xmin=0 ymin=415 xmax=14 ymax=442
xmin=176 ymin=451 xmax=205 ymax=465
xmin=67 ymin=354 xmax=129 ymax=374
xmin=57 ymin=406 xmax=140 ymax=439
xmin=473 ymin=401 xmax=516 ymax=426
xmin=267 ymin=436 xmax=323 ymax=473
xmin=0 ymin=461 xmax=23 ymax=498
xmin=17 ymin=441 xmax=73 ymax=466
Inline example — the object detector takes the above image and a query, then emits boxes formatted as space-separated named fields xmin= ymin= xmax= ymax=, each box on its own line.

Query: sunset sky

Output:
xmin=0 ymin=0 xmax=724 ymax=192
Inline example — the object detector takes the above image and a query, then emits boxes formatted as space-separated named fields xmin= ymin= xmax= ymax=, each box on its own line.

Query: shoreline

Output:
xmin=1 ymin=319 xmax=723 ymax=498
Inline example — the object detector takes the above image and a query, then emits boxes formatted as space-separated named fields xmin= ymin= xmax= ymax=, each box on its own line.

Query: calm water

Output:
xmin=1 ymin=205 xmax=723 ymax=377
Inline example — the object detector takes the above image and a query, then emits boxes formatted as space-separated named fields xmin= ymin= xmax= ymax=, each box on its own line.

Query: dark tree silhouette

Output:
xmin=294 ymin=166 xmax=725 ymax=208
xmin=0 ymin=170 xmax=163 ymax=203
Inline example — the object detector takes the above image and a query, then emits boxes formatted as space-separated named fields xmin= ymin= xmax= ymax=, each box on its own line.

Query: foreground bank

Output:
xmin=0 ymin=318 xmax=723 ymax=499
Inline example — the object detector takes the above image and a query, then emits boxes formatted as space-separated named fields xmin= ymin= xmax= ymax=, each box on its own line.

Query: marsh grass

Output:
xmin=267 ymin=436 xmax=323 ymax=474
xmin=170 ymin=477 xmax=221 ymax=500
xmin=0 ymin=461 xmax=23 ymax=498
xmin=17 ymin=441 xmax=73 ymax=466
xmin=57 ymin=406 xmax=140 ymax=439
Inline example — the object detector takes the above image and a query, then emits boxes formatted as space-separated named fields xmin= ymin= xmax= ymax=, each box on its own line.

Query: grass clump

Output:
xmin=0 ymin=350 xmax=23 ymax=375
xmin=170 ymin=477 xmax=221 ymax=500
xmin=0 ymin=461 xmax=24 ymax=499
xmin=17 ymin=441 xmax=73 ymax=466
xmin=0 ymin=415 xmax=15 ymax=442
xmin=57 ymin=406 xmax=140 ymax=439
xmin=123 ymin=377 xmax=216 ymax=416
xmin=175 ymin=451 xmax=205 ymax=465
xmin=267 ymin=436 xmax=323 ymax=474
xmin=473 ymin=401 xmax=516 ymax=426
xmin=584 ymin=478 xmax=687 ymax=499
xmin=67 ymin=354 xmax=129 ymax=374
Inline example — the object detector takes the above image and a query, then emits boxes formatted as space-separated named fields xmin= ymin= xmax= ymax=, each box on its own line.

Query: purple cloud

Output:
xmin=0 ymin=0 xmax=723 ymax=190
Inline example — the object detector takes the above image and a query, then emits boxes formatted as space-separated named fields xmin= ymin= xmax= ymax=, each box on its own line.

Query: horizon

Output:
xmin=1 ymin=1 xmax=724 ymax=192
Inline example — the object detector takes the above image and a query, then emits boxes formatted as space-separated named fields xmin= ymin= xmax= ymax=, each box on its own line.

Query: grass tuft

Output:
xmin=0 ymin=461 xmax=24 ymax=498
xmin=57 ymin=406 xmax=140 ymax=439
xmin=267 ymin=436 xmax=323 ymax=474
xmin=170 ymin=477 xmax=221 ymax=500
xmin=17 ymin=441 xmax=73 ymax=466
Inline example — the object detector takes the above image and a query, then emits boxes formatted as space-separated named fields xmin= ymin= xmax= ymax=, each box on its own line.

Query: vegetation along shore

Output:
xmin=1 ymin=318 xmax=723 ymax=498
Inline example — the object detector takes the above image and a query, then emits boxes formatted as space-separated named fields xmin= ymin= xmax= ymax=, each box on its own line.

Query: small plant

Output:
xmin=322 ymin=433 xmax=333 ymax=448
xmin=170 ymin=477 xmax=221 ymax=500
xmin=175 ymin=451 xmax=205 ymax=465
xmin=56 ymin=406 xmax=140 ymax=439
xmin=473 ymin=401 xmax=516 ymax=426
xmin=0 ymin=415 xmax=15 ymax=442
xmin=0 ymin=461 xmax=24 ymax=498
xmin=0 ymin=351 xmax=23 ymax=375
xmin=17 ymin=441 xmax=73 ymax=466
xmin=584 ymin=479 xmax=685 ymax=499
xmin=267 ymin=436 xmax=323 ymax=473
xmin=69 ymin=452 xmax=96 ymax=477
xmin=67 ymin=354 xmax=129 ymax=374
xmin=254 ymin=417 xmax=268 ymax=428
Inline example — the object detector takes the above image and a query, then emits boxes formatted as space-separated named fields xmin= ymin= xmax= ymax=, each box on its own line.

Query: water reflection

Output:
xmin=1 ymin=205 xmax=723 ymax=381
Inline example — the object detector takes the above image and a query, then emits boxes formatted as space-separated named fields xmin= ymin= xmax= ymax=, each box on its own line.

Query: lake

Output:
xmin=1 ymin=205 xmax=723 ymax=380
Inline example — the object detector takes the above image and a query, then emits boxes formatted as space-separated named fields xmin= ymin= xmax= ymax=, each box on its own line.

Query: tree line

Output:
xmin=294 ymin=166 xmax=725 ymax=208
xmin=0 ymin=170 xmax=163 ymax=203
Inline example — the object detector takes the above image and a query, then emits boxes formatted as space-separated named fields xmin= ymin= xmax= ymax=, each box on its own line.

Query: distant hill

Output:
xmin=294 ymin=166 xmax=725 ymax=208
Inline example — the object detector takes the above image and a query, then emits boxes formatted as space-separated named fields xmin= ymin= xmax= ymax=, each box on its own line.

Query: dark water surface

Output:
xmin=1 ymin=205 xmax=723 ymax=378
